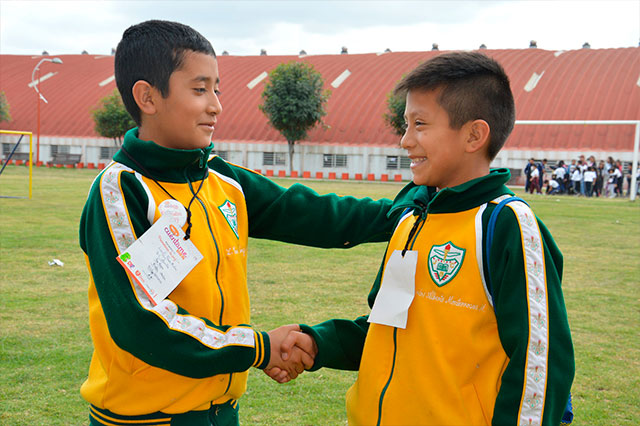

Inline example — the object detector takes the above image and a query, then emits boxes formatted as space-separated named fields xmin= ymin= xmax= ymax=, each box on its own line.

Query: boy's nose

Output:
xmin=208 ymin=93 xmax=223 ymax=115
xmin=400 ymin=131 xmax=414 ymax=150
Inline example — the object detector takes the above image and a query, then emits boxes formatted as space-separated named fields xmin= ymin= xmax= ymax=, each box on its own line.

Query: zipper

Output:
xmin=378 ymin=202 xmax=427 ymax=423
xmin=376 ymin=328 xmax=398 ymax=426
xmin=186 ymin=167 xmax=235 ymax=393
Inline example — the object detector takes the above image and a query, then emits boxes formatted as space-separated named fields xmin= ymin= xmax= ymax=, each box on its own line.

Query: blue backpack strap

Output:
xmin=484 ymin=196 xmax=528 ymax=297
xmin=485 ymin=195 xmax=574 ymax=425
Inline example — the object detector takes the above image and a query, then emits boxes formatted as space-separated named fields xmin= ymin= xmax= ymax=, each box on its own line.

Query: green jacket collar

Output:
xmin=389 ymin=169 xmax=513 ymax=216
xmin=113 ymin=128 xmax=214 ymax=183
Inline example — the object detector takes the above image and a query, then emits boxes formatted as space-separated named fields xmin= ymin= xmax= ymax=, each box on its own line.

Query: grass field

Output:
xmin=0 ymin=165 xmax=638 ymax=425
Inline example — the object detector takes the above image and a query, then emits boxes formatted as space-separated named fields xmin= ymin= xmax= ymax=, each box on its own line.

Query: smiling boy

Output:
xmin=278 ymin=52 xmax=574 ymax=425
xmin=79 ymin=20 xmax=398 ymax=426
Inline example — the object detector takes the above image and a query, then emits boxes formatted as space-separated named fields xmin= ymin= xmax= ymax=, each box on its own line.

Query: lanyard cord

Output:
xmin=120 ymin=146 xmax=207 ymax=240
xmin=401 ymin=201 xmax=427 ymax=257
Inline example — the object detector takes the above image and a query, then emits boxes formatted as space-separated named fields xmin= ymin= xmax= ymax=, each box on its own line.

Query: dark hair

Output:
xmin=114 ymin=20 xmax=216 ymax=125
xmin=394 ymin=51 xmax=515 ymax=160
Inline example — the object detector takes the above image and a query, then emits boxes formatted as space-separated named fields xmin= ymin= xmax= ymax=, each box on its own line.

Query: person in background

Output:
xmin=537 ymin=159 xmax=547 ymax=193
xmin=583 ymin=166 xmax=597 ymax=197
xmin=545 ymin=178 xmax=560 ymax=195
xmin=553 ymin=161 xmax=566 ymax=194
xmin=524 ymin=158 xmax=536 ymax=193
xmin=607 ymin=165 xmax=621 ymax=198
xmin=571 ymin=161 xmax=582 ymax=195
xmin=615 ymin=160 xmax=624 ymax=196
xmin=529 ymin=163 xmax=540 ymax=194
xmin=594 ymin=160 xmax=605 ymax=197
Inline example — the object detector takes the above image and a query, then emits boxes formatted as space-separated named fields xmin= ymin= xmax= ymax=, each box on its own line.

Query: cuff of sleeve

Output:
xmin=253 ymin=331 xmax=270 ymax=369
xmin=299 ymin=324 xmax=323 ymax=372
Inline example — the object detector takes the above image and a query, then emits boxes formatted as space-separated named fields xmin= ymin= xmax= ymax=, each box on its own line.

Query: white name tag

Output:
xmin=368 ymin=250 xmax=417 ymax=329
xmin=117 ymin=215 xmax=203 ymax=306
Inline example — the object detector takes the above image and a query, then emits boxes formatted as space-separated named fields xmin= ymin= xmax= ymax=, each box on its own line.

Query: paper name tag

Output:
xmin=368 ymin=250 xmax=417 ymax=329
xmin=117 ymin=215 xmax=203 ymax=306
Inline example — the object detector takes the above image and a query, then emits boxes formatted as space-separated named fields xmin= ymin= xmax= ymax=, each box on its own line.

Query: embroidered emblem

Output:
xmin=525 ymin=235 xmax=540 ymax=251
xmin=529 ymin=365 xmax=545 ymax=383
xmin=117 ymin=233 xmax=135 ymax=250
xmin=110 ymin=211 xmax=125 ymax=227
xmin=531 ymin=339 xmax=546 ymax=356
xmin=427 ymin=241 xmax=466 ymax=287
xmin=104 ymin=190 xmax=120 ymax=204
xmin=531 ymin=260 xmax=543 ymax=278
xmin=533 ymin=287 xmax=544 ymax=303
xmin=533 ymin=312 xmax=546 ymax=328
xmin=218 ymin=200 xmax=239 ymax=239
xmin=525 ymin=392 xmax=542 ymax=409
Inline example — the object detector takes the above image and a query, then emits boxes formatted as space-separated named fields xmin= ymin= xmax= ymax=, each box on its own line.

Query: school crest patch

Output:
xmin=218 ymin=200 xmax=239 ymax=239
xmin=427 ymin=241 xmax=466 ymax=287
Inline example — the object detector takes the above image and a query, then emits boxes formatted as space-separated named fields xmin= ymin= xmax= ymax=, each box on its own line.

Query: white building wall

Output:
xmin=2 ymin=134 xmax=636 ymax=183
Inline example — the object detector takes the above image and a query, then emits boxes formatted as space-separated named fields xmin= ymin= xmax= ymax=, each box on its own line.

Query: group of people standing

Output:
xmin=525 ymin=155 xmax=638 ymax=198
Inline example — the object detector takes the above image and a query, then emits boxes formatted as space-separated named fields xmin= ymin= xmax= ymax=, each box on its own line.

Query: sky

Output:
xmin=0 ymin=0 xmax=638 ymax=57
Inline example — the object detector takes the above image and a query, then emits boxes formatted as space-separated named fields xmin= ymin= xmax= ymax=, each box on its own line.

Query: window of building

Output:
xmin=51 ymin=145 xmax=71 ymax=157
xmin=2 ymin=143 xmax=11 ymax=155
xmin=323 ymin=154 xmax=348 ymax=168
xmin=213 ymin=150 xmax=229 ymax=161
xmin=399 ymin=156 xmax=411 ymax=169
xmin=387 ymin=155 xmax=411 ymax=170
xmin=99 ymin=146 xmax=118 ymax=159
xmin=263 ymin=152 xmax=286 ymax=166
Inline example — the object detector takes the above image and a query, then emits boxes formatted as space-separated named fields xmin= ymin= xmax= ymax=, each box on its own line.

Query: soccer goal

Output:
xmin=0 ymin=130 xmax=33 ymax=199
xmin=514 ymin=120 xmax=640 ymax=202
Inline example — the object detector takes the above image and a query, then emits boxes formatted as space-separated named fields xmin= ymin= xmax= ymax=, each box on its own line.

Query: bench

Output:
xmin=2 ymin=152 xmax=31 ymax=163
xmin=47 ymin=153 xmax=82 ymax=167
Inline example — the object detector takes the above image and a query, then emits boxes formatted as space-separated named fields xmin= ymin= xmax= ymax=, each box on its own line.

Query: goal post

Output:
xmin=0 ymin=130 xmax=33 ymax=199
xmin=514 ymin=120 xmax=640 ymax=202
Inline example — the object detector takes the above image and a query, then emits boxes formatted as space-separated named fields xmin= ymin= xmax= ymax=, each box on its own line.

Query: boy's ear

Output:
xmin=465 ymin=119 xmax=490 ymax=154
xmin=131 ymin=80 xmax=157 ymax=116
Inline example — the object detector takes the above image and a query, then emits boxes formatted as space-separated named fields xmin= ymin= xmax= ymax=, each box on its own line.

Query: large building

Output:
xmin=1 ymin=47 xmax=639 ymax=181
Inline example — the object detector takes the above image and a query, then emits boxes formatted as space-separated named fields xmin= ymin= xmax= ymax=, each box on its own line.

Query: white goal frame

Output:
xmin=515 ymin=120 xmax=640 ymax=201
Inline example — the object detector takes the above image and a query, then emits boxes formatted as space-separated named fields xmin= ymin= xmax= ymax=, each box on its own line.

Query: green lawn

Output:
xmin=0 ymin=165 xmax=638 ymax=425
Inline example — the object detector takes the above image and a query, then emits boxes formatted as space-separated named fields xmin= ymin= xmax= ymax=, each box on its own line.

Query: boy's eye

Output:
xmin=214 ymin=89 xmax=221 ymax=96
xmin=194 ymin=88 xmax=206 ymax=94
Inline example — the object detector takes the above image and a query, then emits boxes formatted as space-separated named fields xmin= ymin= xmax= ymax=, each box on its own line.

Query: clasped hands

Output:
xmin=265 ymin=324 xmax=317 ymax=383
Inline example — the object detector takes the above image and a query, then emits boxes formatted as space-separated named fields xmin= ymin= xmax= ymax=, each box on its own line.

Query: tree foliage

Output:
xmin=91 ymin=89 xmax=135 ymax=145
xmin=0 ymin=91 xmax=11 ymax=123
xmin=260 ymin=61 xmax=330 ymax=173
xmin=383 ymin=90 xmax=406 ymax=137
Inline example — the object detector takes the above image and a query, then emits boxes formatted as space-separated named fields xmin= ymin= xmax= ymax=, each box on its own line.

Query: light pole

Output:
xmin=31 ymin=57 xmax=63 ymax=164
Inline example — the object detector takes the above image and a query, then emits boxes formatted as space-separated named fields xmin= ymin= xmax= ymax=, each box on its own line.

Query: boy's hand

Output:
xmin=265 ymin=325 xmax=317 ymax=383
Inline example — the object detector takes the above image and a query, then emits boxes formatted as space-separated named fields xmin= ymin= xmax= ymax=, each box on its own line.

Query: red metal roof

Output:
xmin=1 ymin=48 xmax=638 ymax=151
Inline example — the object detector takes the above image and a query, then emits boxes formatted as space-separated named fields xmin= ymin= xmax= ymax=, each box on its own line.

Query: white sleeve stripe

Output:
xmin=134 ymin=171 xmax=156 ymax=225
xmin=101 ymin=163 xmax=255 ymax=350
xmin=507 ymin=201 xmax=549 ymax=426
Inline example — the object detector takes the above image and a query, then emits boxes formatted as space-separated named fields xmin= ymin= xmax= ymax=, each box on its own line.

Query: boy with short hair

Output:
xmin=80 ymin=20 xmax=398 ymax=425
xmin=277 ymin=52 xmax=574 ymax=425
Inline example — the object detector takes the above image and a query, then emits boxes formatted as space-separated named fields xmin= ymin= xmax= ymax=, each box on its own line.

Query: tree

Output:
xmin=0 ymin=91 xmax=11 ymax=123
xmin=91 ymin=89 xmax=135 ymax=145
xmin=383 ymin=89 xmax=406 ymax=137
xmin=260 ymin=62 xmax=330 ymax=174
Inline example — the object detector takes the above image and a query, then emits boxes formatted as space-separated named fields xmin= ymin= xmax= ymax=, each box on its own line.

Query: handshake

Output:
xmin=264 ymin=324 xmax=317 ymax=383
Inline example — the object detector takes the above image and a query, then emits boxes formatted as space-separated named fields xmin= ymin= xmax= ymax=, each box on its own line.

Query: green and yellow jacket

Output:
xmin=79 ymin=128 xmax=396 ymax=416
xmin=303 ymin=169 xmax=574 ymax=426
